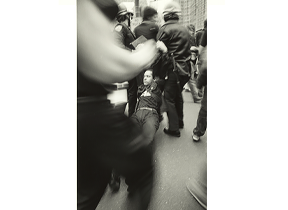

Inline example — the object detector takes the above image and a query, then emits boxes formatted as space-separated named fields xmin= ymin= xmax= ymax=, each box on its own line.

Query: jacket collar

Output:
xmin=141 ymin=20 xmax=155 ymax=24
xmin=139 ymin=80 xmax=158 ymax=92
xmin=162 ymin=20 xmax=179 ymax=27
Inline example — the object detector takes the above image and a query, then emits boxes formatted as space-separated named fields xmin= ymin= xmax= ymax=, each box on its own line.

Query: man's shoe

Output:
xmin=164 ymin=128 xmax=180 ymax=137
xmin=192 ymin=134 xmax=200 ymax=141
xmin=109 ymin=174 xmax=120 ymax=192
xmin=193 ymin=97 xmax=202 ymax=103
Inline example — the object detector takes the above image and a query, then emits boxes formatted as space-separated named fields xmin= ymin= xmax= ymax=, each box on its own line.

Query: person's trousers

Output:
xmin=187 ymin=77 xmax=202 ymax=102
xmin=77 ymin=97 xmax=154 ymax=210
xmin=164 ymin=71 xmax=189 ymax=131
xmin=131 ymin=109 xmax=160 ymax=143
xmin=128 ymin=78 xmax=138 ymax=117
xmin=193 ymin=86 xmax=207 ymax=136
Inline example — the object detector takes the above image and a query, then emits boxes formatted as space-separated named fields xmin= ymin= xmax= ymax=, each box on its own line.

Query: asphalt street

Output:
xmin=96 ymin=91 xmax=207 ymax=210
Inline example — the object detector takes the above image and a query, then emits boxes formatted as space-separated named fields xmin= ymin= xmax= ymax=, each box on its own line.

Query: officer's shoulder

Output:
xmin=114 ymin=25 xmax=123 ymax=32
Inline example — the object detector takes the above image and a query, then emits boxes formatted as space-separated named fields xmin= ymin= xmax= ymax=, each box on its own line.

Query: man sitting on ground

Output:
xmin=131 ymin=69 xmax=162 ymax=144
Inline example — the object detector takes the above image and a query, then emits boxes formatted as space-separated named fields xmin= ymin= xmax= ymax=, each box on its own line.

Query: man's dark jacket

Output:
xmin=134 ymin=21 xmax=159 ymax=40
xmin=136 ymin=80 xmax=162 ymax=112
xmin=156 ymin=20 xmax=191 ymax=63
xmin=155 ymin=20 xmax=191 ymax=78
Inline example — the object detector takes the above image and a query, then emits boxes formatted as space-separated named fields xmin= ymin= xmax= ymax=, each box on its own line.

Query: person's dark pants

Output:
xmin=193 ymin=86 xmax=207 ymax=136
xmin=128 ymin=78 xmax=138 ymax=117
xmin=187 ymin=76 xmax=202 ymax=102
xmin=164 ymin=71 xmax=189 ymax=131
xmin=77 ymin=97 xmax=154 ymax=210
xmin=131 ymin=109 xmax=160 ymax=143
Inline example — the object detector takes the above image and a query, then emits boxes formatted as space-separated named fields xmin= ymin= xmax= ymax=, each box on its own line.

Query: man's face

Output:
xmin=143 ymin=70 xmax=153 ymax=86
xmin=151 ymin=14 xmax=159 ymax=22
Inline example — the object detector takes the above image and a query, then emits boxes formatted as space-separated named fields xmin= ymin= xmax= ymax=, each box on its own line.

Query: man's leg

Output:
xmin=175 ymin=75 xmax=189 ymax=129
xmin=78 ymin=99 xmax=154 ymax=210
xmin=164 ymin=72 xmax=180 ymax=132
xmin=192 ymin=86 xmax=207 ymax=141
xmin=141 ymin=110 xmax=159 ymax=143
xmin=188 ymin=77 xmax=202 ymax=103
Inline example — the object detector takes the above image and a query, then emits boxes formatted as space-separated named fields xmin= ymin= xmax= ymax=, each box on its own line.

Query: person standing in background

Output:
xmin=134 ymin=6 xmax=159 ymax=87
xmin=183 ymin=24 xmax=197 ymax=92
xmin=192 ymin=19 xmax=207 ymax=142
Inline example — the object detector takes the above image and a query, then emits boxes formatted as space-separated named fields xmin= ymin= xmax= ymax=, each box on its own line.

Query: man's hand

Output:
xmin=156 ymin=41 xmax=168 ymax=53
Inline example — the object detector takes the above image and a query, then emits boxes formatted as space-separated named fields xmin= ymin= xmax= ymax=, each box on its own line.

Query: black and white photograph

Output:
xmin=77 ymin=0 xmax=207 ymax=209
xmin=2 ymin=0 xmax=288 ymax=210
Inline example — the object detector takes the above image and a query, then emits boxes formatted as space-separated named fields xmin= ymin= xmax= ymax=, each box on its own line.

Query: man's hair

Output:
xmin=187 ymin=24 xmax=195 ymax=33
xmin=142 ymin=6 xmax=158 ymax=21
xmin=145 ymin=69 xmax=153 ymax=74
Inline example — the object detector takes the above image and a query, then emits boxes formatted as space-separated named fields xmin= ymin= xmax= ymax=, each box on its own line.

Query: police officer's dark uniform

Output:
xmin=113 ymin=4 xmax=137 ymax=117
xmin=77 ymin=1 xmax=154 ymax=209
xmin=156 ymin=3 xmax=191 ymax=137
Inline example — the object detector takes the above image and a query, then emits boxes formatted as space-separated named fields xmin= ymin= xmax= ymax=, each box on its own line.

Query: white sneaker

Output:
xmin=192 ymin=134 xmax=200 ymax=141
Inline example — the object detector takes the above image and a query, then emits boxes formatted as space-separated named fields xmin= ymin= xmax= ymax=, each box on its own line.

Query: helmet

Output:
xmin=162 ymin=1 xmax=181 ymax=16
xmin=117 ymin=3 xmax=133 ymax=17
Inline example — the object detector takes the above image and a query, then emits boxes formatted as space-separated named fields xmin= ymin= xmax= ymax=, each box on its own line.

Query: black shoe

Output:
xmin=194 ymin=97 xmax=202 ymax=103
xmin=179 ymin=121 xmax=184 ymax=129
xmin=109 ymin=174 xmax=120 ymax=192
xmin=164 ymin=128 xmax=180 ymax=137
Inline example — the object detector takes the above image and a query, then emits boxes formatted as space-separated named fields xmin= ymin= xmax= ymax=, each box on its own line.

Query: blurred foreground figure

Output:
xmin=187 ymin=158 xmax=207 ymax=209
xmin=77 ymin=0 xmax=158 ymax=210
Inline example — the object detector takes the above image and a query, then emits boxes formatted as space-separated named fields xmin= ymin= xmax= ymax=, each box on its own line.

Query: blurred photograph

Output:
xmin=77 ymin=0 xmax=207 ymax=209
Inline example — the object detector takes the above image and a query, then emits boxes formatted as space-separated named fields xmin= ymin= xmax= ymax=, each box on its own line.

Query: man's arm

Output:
xmin=113 ymin=25 xmax=126 ymax=49
xmin=77 ymin=0 xmax=158 ymax=84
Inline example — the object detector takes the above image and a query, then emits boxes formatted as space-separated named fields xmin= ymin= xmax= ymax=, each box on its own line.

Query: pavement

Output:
xmin=96 ymin=91 xmax=207 ymax=210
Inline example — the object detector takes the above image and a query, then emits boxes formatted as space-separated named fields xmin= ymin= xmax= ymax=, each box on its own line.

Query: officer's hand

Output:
xmin=135 ymin=43 xmax=145 ymax=50
xmin=133 ymin=39 xmax=158 ymax=70
xmin=156 ymin=41 xmax=168 ymax=53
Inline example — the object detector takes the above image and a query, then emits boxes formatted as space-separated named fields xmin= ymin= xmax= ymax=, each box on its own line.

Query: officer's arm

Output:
xmin=77 ymin=0 xmax=157 ymax=84
xmin=113 ymin=26 xmax=126 ymax=49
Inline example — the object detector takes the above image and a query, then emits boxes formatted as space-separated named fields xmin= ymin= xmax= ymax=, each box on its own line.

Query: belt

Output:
xmin=77 ymin=96 xmax=108 ymax=104
xmin=137 ymin=107 xmax=157 ymax=113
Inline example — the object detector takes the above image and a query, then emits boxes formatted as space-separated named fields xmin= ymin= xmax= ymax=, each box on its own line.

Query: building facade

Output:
xmin=114 ymin=0 xmax=206 ymax=31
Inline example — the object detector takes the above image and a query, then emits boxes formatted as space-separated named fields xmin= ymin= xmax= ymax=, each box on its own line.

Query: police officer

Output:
xmin=113 ymin=3 xmax=138 ymax=117
xmin=156 ymin=1 xmax=191 ymax=137
xmin=77 ymin=0 xmax=158 ymax=209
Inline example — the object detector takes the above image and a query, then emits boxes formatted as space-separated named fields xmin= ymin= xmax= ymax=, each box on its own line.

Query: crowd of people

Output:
xmin=77 ymin=0 xmax=207 ymax=209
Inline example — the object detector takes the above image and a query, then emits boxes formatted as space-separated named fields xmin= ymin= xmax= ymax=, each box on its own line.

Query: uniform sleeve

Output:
xmin=133 ymin=27 xmax=139 ymax=39
xmin=156 ymin=28 xmax=169 ymax=45
xmin=113 ymin=26 xmax=126 ymax=49
xmin=200 ymin=29 xmax=207 ymax=47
